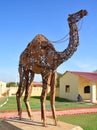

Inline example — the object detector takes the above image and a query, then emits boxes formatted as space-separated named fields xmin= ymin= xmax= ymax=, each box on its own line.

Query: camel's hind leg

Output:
xmin=16 ymin=66 xmax=26 ymax=119
xmin=16 ymin=78 xmax=25 ymax=119
xmin=40 ymin=72 xmax=50 ymax=127
xmin=24 ymin=71 xmax=34 ymax=120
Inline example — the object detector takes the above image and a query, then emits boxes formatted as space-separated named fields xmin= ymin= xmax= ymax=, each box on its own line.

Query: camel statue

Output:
xmin=16 ymin=9 xmax=87 ymax=126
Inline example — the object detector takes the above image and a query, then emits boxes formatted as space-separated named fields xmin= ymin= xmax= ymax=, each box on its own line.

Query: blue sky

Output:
xmin=0 ymin=0 xmax=97 ymax=82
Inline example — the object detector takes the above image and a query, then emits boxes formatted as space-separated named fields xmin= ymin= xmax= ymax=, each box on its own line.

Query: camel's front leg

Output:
xmin=40 ymin=86 xmax=48 ymax=126
xmin=24 ymin=71 xmax=34 ymax=120
xmin=16 ymin=86 xmax=24 ymax=120
xmin=24 ymin=84 xmax=33 ymax=120
xmin=50 ymin=72 xmax=57 ymax=126
xmin=40 ymin=73 xmax=50 ymax=127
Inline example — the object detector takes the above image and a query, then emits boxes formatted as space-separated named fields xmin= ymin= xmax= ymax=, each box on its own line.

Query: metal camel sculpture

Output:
xmin=16 ymin=9 xmax=87 ymax=126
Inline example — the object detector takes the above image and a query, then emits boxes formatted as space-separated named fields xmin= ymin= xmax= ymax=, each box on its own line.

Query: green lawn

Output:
xmin=0 ymin=96 xmax=97 ymax=111
xmin=58 ymin=114 xmax=97 ymax=130
xmin=0 ymin=96 xmax=97 ymax=130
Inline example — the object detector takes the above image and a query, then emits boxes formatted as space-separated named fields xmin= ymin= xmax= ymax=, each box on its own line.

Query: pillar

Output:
xmin=91 ymin=82 xmax=96 ymax=103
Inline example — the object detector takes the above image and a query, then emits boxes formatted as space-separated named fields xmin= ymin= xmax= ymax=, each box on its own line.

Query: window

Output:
xmin=65 ymin=85 xmax=70 ymax=93
xmin=84 ymin=86 xmax=90 ymax=93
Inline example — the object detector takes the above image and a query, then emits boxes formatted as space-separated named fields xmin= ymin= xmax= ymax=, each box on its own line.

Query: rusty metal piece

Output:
xmin=16 ymin=9 xmax=87 ymax=126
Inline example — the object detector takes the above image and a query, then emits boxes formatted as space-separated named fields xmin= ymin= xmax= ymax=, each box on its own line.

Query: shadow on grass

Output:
xmin=31 ymin=96 xmax=72 ymax=102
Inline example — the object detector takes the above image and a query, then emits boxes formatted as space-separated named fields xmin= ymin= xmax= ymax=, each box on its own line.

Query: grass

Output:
xmin=58 ymin=114 xmax=97 ymax=130
xmin=0 ymin=96 xmax=97 ymax=112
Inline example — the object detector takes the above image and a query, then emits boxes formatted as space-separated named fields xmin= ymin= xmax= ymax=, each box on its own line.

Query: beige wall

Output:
xmin=9 ymin=86 xmax=50 ymax=97
xmin=59 ymin=72 xmax=97 ymax=101
xmin=79 ymin=77 xmax=91 ymax=100
xmin=56 ymin=88 xmax=60 ymax=97
xmin=79 ymin=77 xmax=97 ymax=100
xmin=9 ymin=87 xmax=18 ymax=96
xmin=0 ymin=81 xmax=6 ymax=97
xmin=60 ymin=72 xmax=79 ymax=101
xmin=31 ymin=86 xmax=50 ymax=96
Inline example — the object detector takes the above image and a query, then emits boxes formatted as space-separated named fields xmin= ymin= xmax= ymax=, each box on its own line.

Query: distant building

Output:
xmin=9 ymin=82 xmax=50 ymax=97
xmin=0 ymin=81 xmax=7 ymax=97
xmin=59 ymin=71 xmax=97 ymax=103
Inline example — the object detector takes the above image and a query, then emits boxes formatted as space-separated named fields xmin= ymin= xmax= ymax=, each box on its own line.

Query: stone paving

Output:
xmin=0 ymin=115 xmax=83 ymax=130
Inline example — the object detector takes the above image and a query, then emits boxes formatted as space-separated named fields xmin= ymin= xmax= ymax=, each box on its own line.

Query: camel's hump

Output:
xmin=27 ymin=34 xmax=55 ymax=50
xmin=33 ymin=34 xmax=49 ymax=42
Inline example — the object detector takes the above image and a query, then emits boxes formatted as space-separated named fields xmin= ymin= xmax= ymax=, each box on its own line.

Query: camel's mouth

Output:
xmin=84 ymin=10 xmax=88 ymax=15
xmin=81 ymin=10 xmax=88 ymax=17
xmin=68 ymin=9 xmax=88 ymax=23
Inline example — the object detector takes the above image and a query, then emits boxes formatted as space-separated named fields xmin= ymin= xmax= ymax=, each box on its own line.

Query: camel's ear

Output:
xmin=68 ymin=14 xmax=72 ymax=17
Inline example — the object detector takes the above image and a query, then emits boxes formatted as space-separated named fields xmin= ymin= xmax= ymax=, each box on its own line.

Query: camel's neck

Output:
xmin=57 ymin=21 xmax=79 ymax=66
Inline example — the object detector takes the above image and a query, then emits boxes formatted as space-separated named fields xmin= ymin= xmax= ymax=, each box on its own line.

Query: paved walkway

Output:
xmin=0 ymin=108 xmax=97 ymax=119
xmin=0 ymin=115 xmax=83 ymax=130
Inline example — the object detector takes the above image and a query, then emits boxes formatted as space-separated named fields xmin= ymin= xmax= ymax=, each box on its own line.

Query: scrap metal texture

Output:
xmin=16 ymin=9 xmax=87 ymax=126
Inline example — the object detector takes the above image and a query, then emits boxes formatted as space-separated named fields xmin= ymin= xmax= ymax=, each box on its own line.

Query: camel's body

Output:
xmin=16 ymin=10 xmax=87 ymax=126
xmin=19 ymin=34 xmax=59 ymax=73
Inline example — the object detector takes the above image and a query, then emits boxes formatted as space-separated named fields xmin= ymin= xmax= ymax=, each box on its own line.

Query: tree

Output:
xmin=93 ymin=70 xmax=97 ymax=72
xmin=6 ymin=82 xmax=18 ymax=87
xmin=56 ymin=72 xmax=62 ymax=88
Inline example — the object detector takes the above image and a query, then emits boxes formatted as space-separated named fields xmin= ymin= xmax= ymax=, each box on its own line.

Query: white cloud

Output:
xmin=57 ymin=58 xmax=97 ymax=73
xmin=72 ymin=59 xmax=97 ymax=72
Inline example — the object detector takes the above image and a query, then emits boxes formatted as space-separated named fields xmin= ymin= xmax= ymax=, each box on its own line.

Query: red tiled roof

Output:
xmin=33 ymin=82 xmax=42 ymax=86
xmin=69 ymin=71 xmax=97 ymax=82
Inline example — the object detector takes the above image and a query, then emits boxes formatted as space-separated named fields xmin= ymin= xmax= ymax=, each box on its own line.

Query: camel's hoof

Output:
xmin=55 ymin=121 xmax=57 ymax=126
xmin=30 ymin=116 xmax=34 ymax=121
xmin=43 ymin=123 xmax=47 ymax=127
xmin=18 ymin=116 xmax=22 ymax=120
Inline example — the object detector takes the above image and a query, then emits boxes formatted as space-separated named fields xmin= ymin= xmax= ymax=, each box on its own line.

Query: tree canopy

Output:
xmin=56 ymin=72 xmax=62 ymax=88
xmin=6 ymin=82 xmax=18 ymax=87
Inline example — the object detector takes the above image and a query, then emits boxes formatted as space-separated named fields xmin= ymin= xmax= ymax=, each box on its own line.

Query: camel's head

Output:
xmin=68 ymin=10 xmax=88 ymax=24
